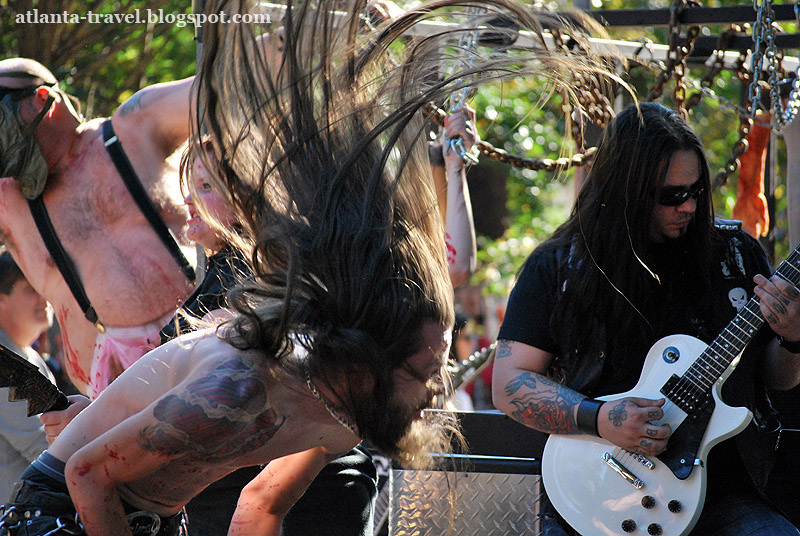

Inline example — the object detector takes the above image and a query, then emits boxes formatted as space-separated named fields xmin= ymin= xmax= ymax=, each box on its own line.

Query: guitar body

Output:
xmin=542 ymin=334 xmax=752 ymax=536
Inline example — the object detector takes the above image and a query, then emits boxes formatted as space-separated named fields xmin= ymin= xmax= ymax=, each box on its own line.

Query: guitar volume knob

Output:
xmin=641 ymin=495 xmax=656 ymax=509
xmin=647 ymin=523 xmax=663 ymax=535
xmin=668 ymin=500 xmax=682 ymax=513
xmin=621 ymin=519 xmax=636 ymax=533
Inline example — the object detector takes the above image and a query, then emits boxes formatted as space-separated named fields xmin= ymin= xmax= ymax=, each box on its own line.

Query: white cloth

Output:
xmin=0 ymin=328 xmax=55 ymax=501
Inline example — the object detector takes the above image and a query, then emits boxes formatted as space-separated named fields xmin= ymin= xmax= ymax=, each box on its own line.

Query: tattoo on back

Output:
xmin=139 ymin=358 xmax=285 ymax=462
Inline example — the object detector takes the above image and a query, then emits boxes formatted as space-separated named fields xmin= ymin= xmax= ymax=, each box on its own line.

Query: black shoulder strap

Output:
xmin=102 ymin=119 xmax=195 ymax=282
xmin=27 ymin=196 xmax=101 ymax=329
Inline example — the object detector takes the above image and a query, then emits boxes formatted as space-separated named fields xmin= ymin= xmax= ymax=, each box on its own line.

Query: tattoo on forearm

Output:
xmin=495 ymin=340 xmax=513 ymax=360
xmin=503 ymin=372 xmax=538 ymax=395
xmin=608 ymin=400 xmax=628 ymax=427
xmin=118 ymin=93 xmax=143 ymax=116
xmin=139 ymin=358 xmax=285 ymax=461
xmin=507 ymin=377 xmax=584 ymax=434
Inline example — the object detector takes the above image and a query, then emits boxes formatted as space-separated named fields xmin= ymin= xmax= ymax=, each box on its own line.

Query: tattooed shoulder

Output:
xmin=117 ymin=92 xmax=144 ymax=117
xmin=495 ymin=339 xmax=513 ymax=360
xmin=139 ymin=356 xmax=285 ymax=462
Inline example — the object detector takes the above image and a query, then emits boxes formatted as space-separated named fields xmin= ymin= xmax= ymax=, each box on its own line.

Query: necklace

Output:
xmin=304 ymin=365 xmax=359 ymax=437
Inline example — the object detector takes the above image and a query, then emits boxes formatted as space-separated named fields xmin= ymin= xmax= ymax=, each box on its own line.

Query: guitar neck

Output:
xmin=684 ymin=246 xmax=800 ymax=391
xmin=449 ymin=341 xmax=496 ymax=389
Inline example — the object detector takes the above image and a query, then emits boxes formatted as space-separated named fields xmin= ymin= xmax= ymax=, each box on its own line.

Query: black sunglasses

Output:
xmin=658 ymin=180 xmax=705 ymax=207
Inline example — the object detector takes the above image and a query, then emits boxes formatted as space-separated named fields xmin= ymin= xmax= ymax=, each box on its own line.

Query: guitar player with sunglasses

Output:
xmin=493 ymin=103 xmax=800 ymax=535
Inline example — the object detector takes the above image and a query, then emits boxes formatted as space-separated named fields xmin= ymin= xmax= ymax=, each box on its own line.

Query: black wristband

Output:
xmin=576 ymin=399 xmax=604 ymax=437
xmin=779 ymin=336 xmax=800 ymax=354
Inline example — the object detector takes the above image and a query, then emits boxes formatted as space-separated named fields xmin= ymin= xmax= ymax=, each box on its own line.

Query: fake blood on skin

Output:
xmin=445 ymin=233 xmax=458 ymax=265
xmin=74 ymin=461 xmax=92 ymax=477
xmin=57 ymin=307 xmax=90 ymax=386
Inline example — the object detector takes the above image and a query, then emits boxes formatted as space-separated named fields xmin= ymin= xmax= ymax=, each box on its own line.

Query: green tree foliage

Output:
xmin=1 ymin=0 xmax=197 ymax=117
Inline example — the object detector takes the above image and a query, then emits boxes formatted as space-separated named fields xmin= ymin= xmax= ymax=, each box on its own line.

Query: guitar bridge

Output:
xmin=602 ymin=452 xmax=644 ymax=489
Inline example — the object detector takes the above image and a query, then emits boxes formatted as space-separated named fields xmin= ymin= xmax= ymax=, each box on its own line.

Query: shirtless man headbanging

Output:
xmin=0 ymin=58 xmax=195 ymax=396
xmin=0 ymin=1 xmax=617 ymax=534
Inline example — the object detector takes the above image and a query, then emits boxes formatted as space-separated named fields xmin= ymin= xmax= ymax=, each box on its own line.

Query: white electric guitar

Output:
xmin=541 ymin=245 xmax=800 ymax=536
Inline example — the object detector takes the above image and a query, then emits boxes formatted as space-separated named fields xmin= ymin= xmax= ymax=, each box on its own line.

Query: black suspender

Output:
xmin=102 ymin=119 xmax=195 ymax=282
xmin=27 ymin=196 xmax=101 ymax=329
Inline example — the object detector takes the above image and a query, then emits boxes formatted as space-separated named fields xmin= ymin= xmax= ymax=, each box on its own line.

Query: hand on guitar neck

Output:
xmin=753 ymin=272 xmax=800 ymax=390
xmin=753 ymin=273 xmax=800 ymax=342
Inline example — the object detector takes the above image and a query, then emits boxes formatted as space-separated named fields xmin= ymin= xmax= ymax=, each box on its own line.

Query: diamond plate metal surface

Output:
xmin=389 ymin=470 xmax=542 ymax=536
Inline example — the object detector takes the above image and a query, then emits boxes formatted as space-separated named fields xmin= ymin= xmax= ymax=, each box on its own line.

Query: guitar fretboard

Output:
xmin=661 ymin=246 xmax=800 ymax=412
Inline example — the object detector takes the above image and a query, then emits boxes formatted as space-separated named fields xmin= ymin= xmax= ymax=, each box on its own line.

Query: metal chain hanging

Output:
xmin=424 ymin=104 xmax=598 ymax=172
xmin=751 ymin=0 xmax=800 ymax=131
xmin=551 ymin=28 xmax=615 ymax=150
xmin=646 ymin=0 xmax=702 ymax=112
xmin=775 ymin=1 xmax=800 ymax=128
xmin=671 ymin=24 xmax=701 ymax=119
xmin=445 ymin=5 xmax=485 ymax=165
xmin=715 ymin=54 xmax=754 ymax=187
xmin=715 ymin=0 xmax=799 ymax=185
xmin=684 ymin=24 xmax=748 ymax=112
xmin=422 ymin=13 xmax=609 ymax=173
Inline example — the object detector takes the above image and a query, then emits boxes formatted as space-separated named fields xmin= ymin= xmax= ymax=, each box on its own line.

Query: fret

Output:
xmin=709 ymin=340 xmax=737 ymax=363
xmin=687 ymin=366 xmax=715 ymax=390
xmin=724 ymin=325 xmax=748 ymax=346
xmin=779 ymin=261 xmax=800 ymax=280
xmin=694 ymin=354 xmax=725 ymax=375
xmin=716 ymin=330 xmax=742 ymax=352
xmin=680 ymin=370 xmax=707 ymax=392
xmin=736 ymin=315 xmax=759 ymax=332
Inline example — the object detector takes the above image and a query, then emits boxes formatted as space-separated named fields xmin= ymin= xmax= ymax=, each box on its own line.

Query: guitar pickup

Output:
xmin=660 ymin=374 xmax=711 ymax=419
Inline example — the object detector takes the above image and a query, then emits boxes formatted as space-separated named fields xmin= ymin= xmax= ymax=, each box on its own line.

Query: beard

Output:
xmin=356 ymin=390 xmax=459 ymax=470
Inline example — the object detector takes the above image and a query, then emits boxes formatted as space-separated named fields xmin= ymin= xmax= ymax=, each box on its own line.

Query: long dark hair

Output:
xmin=193 ymin=0 xmax=624 ymax=464
xmin=547 ymin=102 xmax=714 ymax=352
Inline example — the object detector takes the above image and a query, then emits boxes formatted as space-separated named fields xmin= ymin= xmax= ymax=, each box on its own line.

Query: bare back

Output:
xmin=49 ymin=329 xmax=358 ymax=514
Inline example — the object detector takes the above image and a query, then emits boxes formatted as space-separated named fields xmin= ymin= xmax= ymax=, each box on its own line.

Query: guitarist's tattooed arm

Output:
xmin=493 ymin=339 xmax=583 ymax=434
xmin=492 ymin=339 xmax=671 ymax=456
xmin=504 ymin=371 xmax=584 ymax=434
xmin=753 ymin=273 xmax=800 ymax=390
